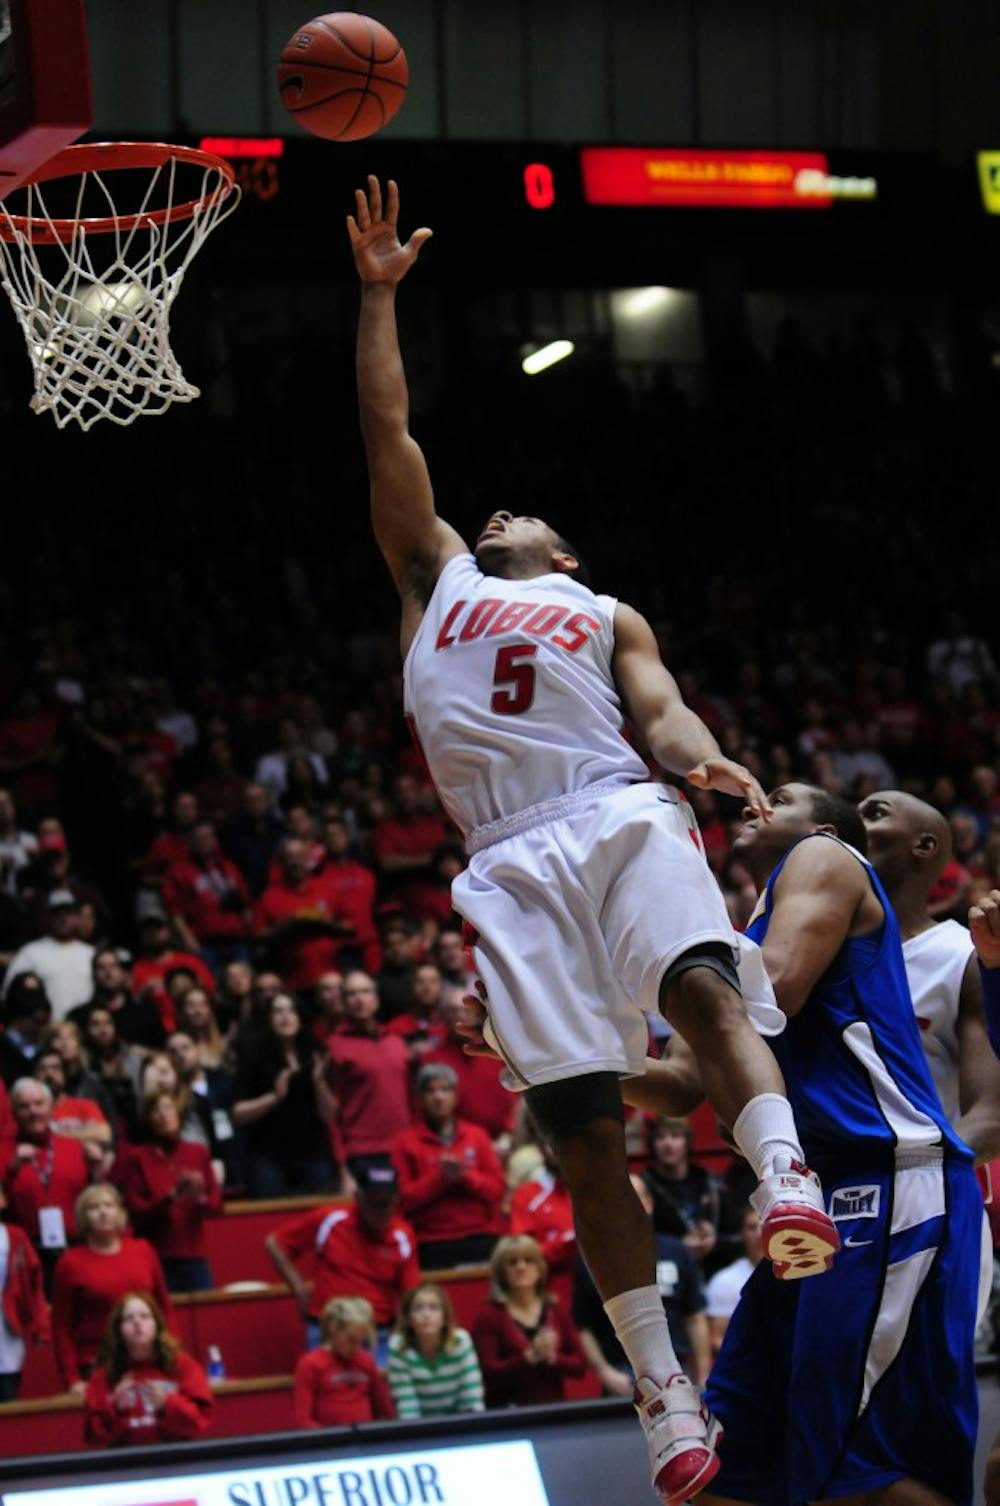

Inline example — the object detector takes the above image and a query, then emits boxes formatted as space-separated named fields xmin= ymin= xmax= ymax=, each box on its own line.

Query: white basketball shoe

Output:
xmin=633 ymin=1372 xmax=723 ymax=1506
xmin=751 ymin=1153 xmax=840 ymax=1279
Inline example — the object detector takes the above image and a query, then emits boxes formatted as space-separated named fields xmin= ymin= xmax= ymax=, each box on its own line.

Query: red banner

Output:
xmin=580 ymin=147 xmax=833 ymax=209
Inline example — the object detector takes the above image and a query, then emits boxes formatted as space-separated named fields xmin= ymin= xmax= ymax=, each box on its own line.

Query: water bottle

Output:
xmin=206 ymin=1345 xmax=226 ymax=1385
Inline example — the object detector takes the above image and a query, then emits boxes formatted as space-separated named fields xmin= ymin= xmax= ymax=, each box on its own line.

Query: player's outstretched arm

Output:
xmin=612 ymin=603 xmax=772 ymax=817
xmin=349 ymin=177 xmax=466 ymax=631
xmin=620 ymin=1034 xmax=705 ymax=1117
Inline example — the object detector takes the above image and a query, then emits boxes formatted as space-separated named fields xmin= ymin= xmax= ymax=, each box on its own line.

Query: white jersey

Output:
xmin=403 ymin=553 xmax=649 ymax=840
xmin=902 ymin=920 xmax=975 ymax=1123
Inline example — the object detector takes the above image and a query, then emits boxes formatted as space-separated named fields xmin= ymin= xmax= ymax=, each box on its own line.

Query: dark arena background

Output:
xmin=0 ymin=3 xmax=1000 ymax=1504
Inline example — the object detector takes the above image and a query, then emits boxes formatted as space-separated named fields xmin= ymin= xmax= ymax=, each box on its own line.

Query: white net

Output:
xmin=0 ymin=148 xmax=240 ymax=430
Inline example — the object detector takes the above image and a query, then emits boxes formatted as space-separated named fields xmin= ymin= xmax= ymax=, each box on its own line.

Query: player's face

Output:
xmin=857 ymin=791 xmax=910 ymax=870
xmin=474 ymin=511 xmax=561 ymax=574
xmin=732 ymin=783 xmax=818 ymax=867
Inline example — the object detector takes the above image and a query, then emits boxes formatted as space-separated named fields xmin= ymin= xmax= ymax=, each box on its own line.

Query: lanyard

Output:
xmin=33 ymin=1140 xmax=55 ymax=1191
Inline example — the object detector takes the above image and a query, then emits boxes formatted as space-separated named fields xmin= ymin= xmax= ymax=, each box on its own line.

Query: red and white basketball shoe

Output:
xmin=752 ymin=1154 xmax=840 ymax=1279
xmin=633 ymin=1372 xmax=722 ymax=1506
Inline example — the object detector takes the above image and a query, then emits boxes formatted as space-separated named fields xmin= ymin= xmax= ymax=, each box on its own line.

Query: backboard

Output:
xmin=0 ymin=0 xmax=92 ymax=202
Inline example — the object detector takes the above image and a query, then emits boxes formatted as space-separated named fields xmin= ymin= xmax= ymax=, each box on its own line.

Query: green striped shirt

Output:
xmin=387 ymin=1328 xmax=485 ymax=1418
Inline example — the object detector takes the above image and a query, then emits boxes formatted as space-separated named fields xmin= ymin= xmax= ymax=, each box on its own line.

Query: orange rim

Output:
xmin=0 ymin=141 xmax=237 ymax=245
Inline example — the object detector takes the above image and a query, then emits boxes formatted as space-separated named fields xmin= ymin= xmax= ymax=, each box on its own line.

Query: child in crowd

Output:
xmin=292 ymin=1296 xmax=395 ymax=1429
xmin=83 ymin=1291 xmax=213 ymax=1447
xmin=387 ymin=1282 xmax=484 ymax=1419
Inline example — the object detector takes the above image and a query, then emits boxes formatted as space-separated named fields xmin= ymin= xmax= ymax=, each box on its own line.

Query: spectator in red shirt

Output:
xmin=131 ymin=911 xmax=216 ymax=1032
xmin=471 ymin=1235 xmax=586 ymax=1408
xmin=371 ymin=774 xmax=448 ymax=916
xmin=4 ymin=1077 xmax=98 ymax=1275
xmin=0 ymin=1077 xmax=16 ymax=1176
xmin=142 ymin=792 xmax=200 ymax=888
xmin=121 ymin=1091 xmax=222 ymax=1292
xmin=33 ymin=1048 xmax=113 ymax=1165
xmin=327 ymin=972 xmax=412 ymax=1180
xmin=161 ymin=821 xmax=252 ymax=972
xmin=266 ymin=1162 xmax=420 ymax=1358
xmin=385 ymin=963 xmax=449 ymax=1062
xmin=424 ymin=990 xmax=517 ymax=1150
xmin=321 ymin=817 xmax=380 ymax=974
xmin=293 ymin=1295 xmax=394 ymax=1429
xmin=392 ymin=1063 xmax=504 ymax=1269
xmin=311 ymin=970 xmax=344 ymax=1045
xmin=253 ymin=837 xmax=352 ymax=992
xmin=51 ymin=1183 xmax=175 ymax=1393
xmin=83 ymin=1292 xmax=212 ymax=1448
xmin=194 ymin=737 xmax=248 ymax=829
xmin=0 ymin=1181 xmax=48 ymax=1401
xmin=509 ymin=1143 xmax=576 ymax=1273
xmin=411 ymin=843 xmax=465 ymax=932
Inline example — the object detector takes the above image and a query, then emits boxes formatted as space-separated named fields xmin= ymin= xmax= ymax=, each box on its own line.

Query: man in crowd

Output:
xmin=221 ymin=782 xmax=284 ymax=897
xmin=642 ymin=1117 xmax=721 ymax=1270
xmin=391 ymin=1062 xmax=504 ymax=1268
xmin=320 ymin=816 xmax=379 ymax=974
xmin=253 ymin=836 xmax=350 ymax=992
xmin=384 ymin=961 xmax=448 ymax=1061
xmin=326 ymin=970 xmax=411 ymax=1181
xmin=266 ymin=1162 xmax=419 ymax=1361
xmin=162 ymin=820 xmax=252 ymax=970
xmin=0 ymin=978 xmax=51 ymax=1086
xmin=425 ymin=987 xmax=517 ymax=1149
xmin=32 ymin=1049 xmax=112 ymax=1161
xmin=3 ymin=892 xmax=94 ymax=1021
xmin=434 ymin=928 xmax=469 ymax=991
xmin=130 ymin=909 xmax=216 ymax=1032
xmin=375 ymin=919 xmax=419 ymax=1020
xmin=4 ymin=1078 xmax=98 ymax=1278
xmin=371 ymin=773 xmax=448 ymax=910
xmin=69 ymin=947 xmax=165 ymax=1049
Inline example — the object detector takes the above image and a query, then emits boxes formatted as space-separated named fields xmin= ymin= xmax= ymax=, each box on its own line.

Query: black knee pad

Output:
xmin=524 ymin=1071 xmax=624 ymax=1142
xmin=661 ymin=940 xmax=741 ymax=995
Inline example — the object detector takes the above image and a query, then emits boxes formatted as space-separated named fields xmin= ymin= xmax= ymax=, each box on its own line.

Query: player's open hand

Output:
xmin=687 ymin=757 xmax=772 ymax=819
xmin=347 ymin=176 xmax=432 ymax=286
xmin=970 ymin=889 xmax=1000 ymax=969
xmin=455 ymin=986 xmax=503 ymax=1061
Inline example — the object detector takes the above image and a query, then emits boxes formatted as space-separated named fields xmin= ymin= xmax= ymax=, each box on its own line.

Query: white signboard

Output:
xmin=1 ymin=1439 xmax=550 ymax=1506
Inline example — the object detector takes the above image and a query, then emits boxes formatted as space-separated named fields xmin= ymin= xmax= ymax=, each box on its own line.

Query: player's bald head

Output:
xmin=857 ymin=790 xmax=951 ymax=896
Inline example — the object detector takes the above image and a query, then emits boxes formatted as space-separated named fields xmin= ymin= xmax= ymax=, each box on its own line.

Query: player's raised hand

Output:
xmin=687 ymin=757 xmax=773 ymax=820
xmin=970 ymin=890 xmax=1000 ymax=969
xmin=347 ymin=176 xmax=432 ymax=286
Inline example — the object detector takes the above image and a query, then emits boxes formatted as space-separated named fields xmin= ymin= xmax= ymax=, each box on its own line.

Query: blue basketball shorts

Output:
xmin=704 ymin=1153 xmax=980 ymax=1506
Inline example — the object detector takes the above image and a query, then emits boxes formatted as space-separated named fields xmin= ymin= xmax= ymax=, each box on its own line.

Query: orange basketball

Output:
xmin=277 ymin=12 xmax=408 ymax=142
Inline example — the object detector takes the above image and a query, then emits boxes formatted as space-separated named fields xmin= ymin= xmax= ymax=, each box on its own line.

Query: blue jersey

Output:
xmin=746 ymin=834 xmax=970 ymax=1175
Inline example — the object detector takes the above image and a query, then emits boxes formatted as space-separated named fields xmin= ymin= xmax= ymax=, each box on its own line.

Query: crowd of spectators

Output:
xmin=0 ymin=299 xmax=997 ymax=1441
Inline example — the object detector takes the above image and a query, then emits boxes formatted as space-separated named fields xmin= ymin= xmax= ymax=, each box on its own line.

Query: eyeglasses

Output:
xmin=505 ymin=1256 xmax=538 ymax=1267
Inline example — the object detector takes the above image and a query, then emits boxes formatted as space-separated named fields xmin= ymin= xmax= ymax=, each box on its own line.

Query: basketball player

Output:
xmin=619 ymin=783 xmax=980 ymax=1506
xmin=348 ymin=177 xmax=837 ymax=1506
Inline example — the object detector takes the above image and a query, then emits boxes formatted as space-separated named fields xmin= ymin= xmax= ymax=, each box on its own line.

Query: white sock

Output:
xmin=603 ymin=1286 xmax=680 ymax=1387
xmin=732 ymin=1093 xmax=803 ymax=1180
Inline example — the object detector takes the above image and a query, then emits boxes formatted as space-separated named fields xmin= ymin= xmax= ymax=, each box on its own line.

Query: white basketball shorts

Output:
xmin=452 ymin=780 xmax=774 ymax=1090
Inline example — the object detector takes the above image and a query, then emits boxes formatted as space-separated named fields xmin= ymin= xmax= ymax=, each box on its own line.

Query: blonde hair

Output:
xmin=488 ymin=1235 xmax=548 ymax=1304
xmin=395 ymin=1282 xmax=457 ymax=1355
xmin=76 ymin=1182 xmax=128 ymax=1241
xmin=320 ymin=1295 xmax=374 ymax=1344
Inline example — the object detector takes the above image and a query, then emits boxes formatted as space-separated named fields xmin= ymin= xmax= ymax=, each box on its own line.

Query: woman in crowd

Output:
xmin=0 ymin=1182 xmax=48 ymax=1401
xmin=51 ymin=1183 xmax=175 ymax=1392
xmin=231 ymin=992 xmax=335 ymax=1196
xmin=139 ymin=1051 xmax=219 ymax=1160
xmin=471 ymin=1236 xmax=586 ymax=1408
xmin=121 ymin=1092 xmax=222 ymax=1291
xmin=293 ymin=1296 xmax=394 ymax=1429
xmin=388 ymin=1282 xmax=484 ymax=1419
xmin=82 ymin=1007 xmax=143 ymax=1141
xmin=83 ymin=1292 xmax=213 ymax=1446
xmin=47 ymin=1021 xmax=118 ymax=1128
xmin=175 ymin=987 xmax=228 ymax=1071
xmin=216 ymin=959 xmax=255 ymax=1032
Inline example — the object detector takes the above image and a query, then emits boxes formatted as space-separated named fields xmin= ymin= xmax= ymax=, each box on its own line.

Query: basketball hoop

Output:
xmin=0 ymin=141 xmax=240 ymax=429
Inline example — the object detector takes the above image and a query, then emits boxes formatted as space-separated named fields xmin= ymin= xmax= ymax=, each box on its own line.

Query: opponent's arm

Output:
xmin=761 ymin=837 xmax=873 ymax=1018
xmin=954 ymin=952 xmax=1000 ymax=1164
xmin=969 ymin=888 xmax=1000 ymax=1059
xmin=612 ymin=604 xmax=771 ymax=815
xmin=620 ymin=1032 xmax=705 ymax=1116
xmin=349 ymin=178 xmax=466 ymax=627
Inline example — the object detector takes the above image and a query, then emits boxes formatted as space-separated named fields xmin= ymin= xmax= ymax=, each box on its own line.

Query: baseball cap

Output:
xmin=38 ymin=832 xmax=67 ymax=853
xmin=47 ymin=888 xmax=77 ymax=910
xmin=354 ymin=1162 xmax=399 ymax=1195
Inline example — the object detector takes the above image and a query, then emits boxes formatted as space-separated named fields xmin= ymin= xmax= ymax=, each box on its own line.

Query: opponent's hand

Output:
xmin=687 ymin=757 xmax=772 ymax=819
xmin=347 ymin=177 xmax=432 ymax=286
xmin=455 ymin=988 xmax=503 ymax=1061
xmin=970 ymin=890 xmax=1000 ymax=969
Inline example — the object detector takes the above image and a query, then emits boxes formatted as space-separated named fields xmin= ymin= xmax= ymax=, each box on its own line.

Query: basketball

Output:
xmin=277 ymin=12 xmax=408 ymax=142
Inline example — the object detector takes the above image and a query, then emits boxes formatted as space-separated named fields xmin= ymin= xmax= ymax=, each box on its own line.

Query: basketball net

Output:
xmin=0 ymin=144 xmax=240 ymax=430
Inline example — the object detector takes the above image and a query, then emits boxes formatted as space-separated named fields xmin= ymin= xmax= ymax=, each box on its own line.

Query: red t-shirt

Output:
xmin=83 ymin=1353 xmax=213 ymax=1447
xmin=143 ymin=831 xmax=193 ymax=883
xmin=384 ymin=1013 xmax=448 ymax=1052
xmin=161 ymin=855 xmax=250 ymax=944
xmin=509 ymin=1172 xmax=577 ymax=1271
xmin=3 ymin=1133 xmax=89 ymax=1244
xmin=391 ymin=1118 xmax=505 ymax=1242
xmin=321 ymin=859 xmax=380 ymax=970
xmin=253 ymin=874 xmax=345 ymax=991
xmin=0 ymin=1080 xmax=16 ymax=1179
xmin=327 ymin=1023 xmax=412 ymax=1159
xmin=121 ymin=1141 xmax=222 ymax=1259
xmin=423 ymin=1036 xmax=517 ymax=1141
xmin=51 ymin=1237 xmax=176 ymax=1384
xmin=371 ymin=813 xmax=448 ymax=868
xmin=50 ymin=1097 xmax=108 ymax=1137
xmin=293 ymin=1344 xmax=394 ymax=1428
xmin=273 ymin=1203 xmax=420 ymax=1323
